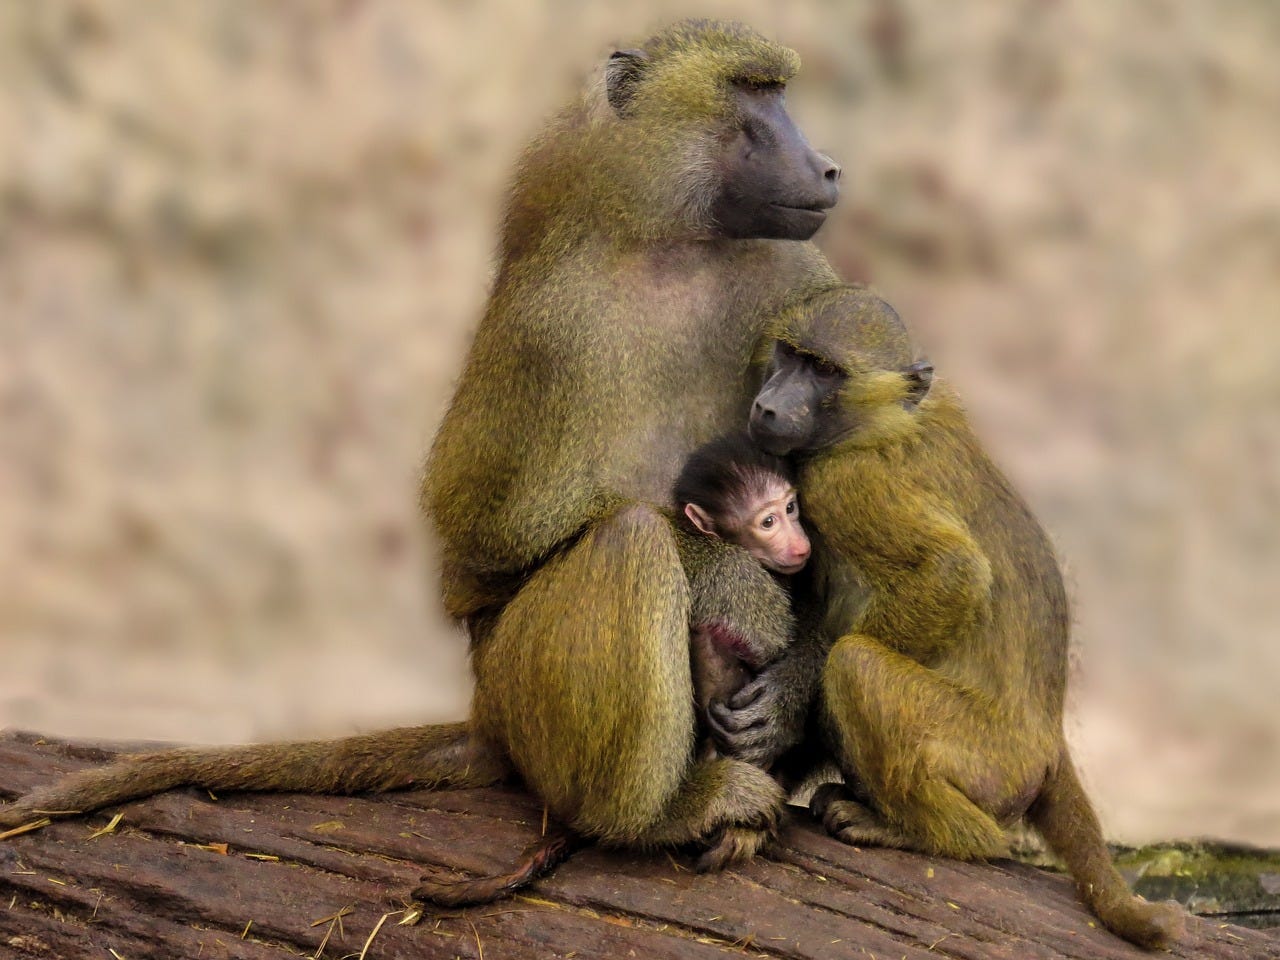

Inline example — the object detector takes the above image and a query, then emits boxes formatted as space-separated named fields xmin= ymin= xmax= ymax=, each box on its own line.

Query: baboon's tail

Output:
xmin=1027 ymin=748 xmax=1185 ymax=949
xmin=0 ymin=722 xmax=507 ymax=831
xmin=411 ymin=826 xmax=583 ymax=908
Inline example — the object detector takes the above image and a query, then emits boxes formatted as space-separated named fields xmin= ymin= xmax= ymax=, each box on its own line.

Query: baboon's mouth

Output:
xmin=771 ymin=202 xmax=831 ymax=214
xmin=749 ymin=430 xmax=800 ymax=457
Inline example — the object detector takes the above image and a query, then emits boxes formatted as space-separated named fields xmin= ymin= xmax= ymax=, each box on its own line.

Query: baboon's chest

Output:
xmin=595 ymin=251 xmax=767 ymax=502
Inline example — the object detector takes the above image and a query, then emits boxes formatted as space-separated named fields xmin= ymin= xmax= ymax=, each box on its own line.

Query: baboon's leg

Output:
xmin=0 ymin=723 xmax=506 ymax=830
xmin=1029 ymin=751 xmax=1186 ymax=949
xmin=819 ymin=634 xmax=1043 ymax=860
xmin=636 ymin=755 xmax=785 ymax=870
xmin=473 ymin=503 xmax=783 ymax=861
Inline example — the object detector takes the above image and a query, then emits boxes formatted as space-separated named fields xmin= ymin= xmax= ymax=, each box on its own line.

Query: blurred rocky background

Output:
xmin=1 ymin=1 xmax=1277 ymax=846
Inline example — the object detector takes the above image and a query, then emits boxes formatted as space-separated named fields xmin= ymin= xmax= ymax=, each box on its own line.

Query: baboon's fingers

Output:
xmin=820 ymin=798 xmax=881 ymax=843
xmin=707 ymin=701 xmax=764 ymax=735
xmin=695 ymin=826 xmax=773 ymax=872
xmin=727 ymin=680 xmax=766 ymax=710
xmin=811 ymin=787 xmax=916 ymax=851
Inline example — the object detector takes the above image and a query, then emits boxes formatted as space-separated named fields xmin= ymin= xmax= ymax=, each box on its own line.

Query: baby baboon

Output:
xmin=2 ymin=20 xmax=839 ymax=874
xmin=673 ymin=432 xmax=810 ymax=759
xmin=748 ymin=284 xmax=1186 ymax=949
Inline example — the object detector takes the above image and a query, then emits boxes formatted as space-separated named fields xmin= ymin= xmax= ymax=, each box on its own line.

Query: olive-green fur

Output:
xmin=777 ymin=286 xmax=1185 ymax=949
xmin=425 ymin=21 xmax=832 ymax=614
xmin=673 ymin=521 xmax=796 ymax=667
xmin=472 ymin=503 xmax=694 ymax=844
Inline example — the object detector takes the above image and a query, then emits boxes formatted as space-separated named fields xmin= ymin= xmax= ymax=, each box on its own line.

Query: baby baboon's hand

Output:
xmin=707 ymin=633 xmax=826 ymax=766
xmin=707 ymin=670 xmax=798 ymax=766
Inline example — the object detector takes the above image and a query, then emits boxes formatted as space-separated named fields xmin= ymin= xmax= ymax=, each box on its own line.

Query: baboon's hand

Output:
xmin=707 ymin=633 xmax=827 ymax=765
xmin=707 ymin=670 xmax=800 ymax=766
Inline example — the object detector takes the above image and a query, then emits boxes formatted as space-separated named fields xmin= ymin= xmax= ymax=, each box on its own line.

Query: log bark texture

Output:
xmin=1 ymin=731 xmax=1276 ymax=960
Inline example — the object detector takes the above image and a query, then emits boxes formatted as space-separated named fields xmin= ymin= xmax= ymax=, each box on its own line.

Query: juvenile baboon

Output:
xmin=672 ymin=432 xmax=810 ymax=758
xmin=1 ymin=20 xmax=839 ymax=871
xmin=748 ymin=284 xmax=1186 ymax=949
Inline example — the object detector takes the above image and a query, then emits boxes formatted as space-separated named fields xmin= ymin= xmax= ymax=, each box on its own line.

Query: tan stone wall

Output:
xmin=2 ymin=2 xmax=1277 ymax=844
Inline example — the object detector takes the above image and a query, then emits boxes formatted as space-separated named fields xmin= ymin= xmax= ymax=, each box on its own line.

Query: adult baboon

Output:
xmin=1 ymin=21 xmax=838 ymax=870
xmin=748 ymin=284 xmax=1186 ymax=949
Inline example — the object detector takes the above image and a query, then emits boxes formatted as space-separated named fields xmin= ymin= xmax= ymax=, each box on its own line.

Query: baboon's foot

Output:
xmin=696 ymin=825 xmax=774 ymax=871
xmin=688 ymin=760 xmax=783 ymax=871
xmin=810 ymin=782 xmax=910 ymax=850
xmin=1095 ymin=893 xmax=1187 ymax=950
xmin=632 ymin=756 xmax=783 ymax=862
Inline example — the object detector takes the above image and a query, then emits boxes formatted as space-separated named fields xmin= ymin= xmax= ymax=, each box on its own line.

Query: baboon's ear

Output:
xmin=684 ymin=503 xmax=719 ymax=538
xmin=903 ymin=359 xmax=934 ymax=409
xmin=606 ymin=49 xmax=649 ymax=116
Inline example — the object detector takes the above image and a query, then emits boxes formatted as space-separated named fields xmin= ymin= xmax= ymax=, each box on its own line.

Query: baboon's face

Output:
xmin=727 ymin=478 xmax=812 ymax=575
xmin=749 ymin=341 xmax=847 ymax=455
xmin=709 ymin=86 xmax=841 ymax=241
xmin=750 ymin=336 xmax=934 ymax=456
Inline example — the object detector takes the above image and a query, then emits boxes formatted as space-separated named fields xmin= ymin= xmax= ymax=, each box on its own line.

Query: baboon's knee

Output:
xmin=823 ymin=635 xmax=881 ymax=687
xmin=935 ymin=546 xmax=993 ymax=614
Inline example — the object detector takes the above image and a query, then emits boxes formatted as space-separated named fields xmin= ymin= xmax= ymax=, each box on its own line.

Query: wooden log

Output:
xmin=0 ymin=731 xmax=1275 ymax=960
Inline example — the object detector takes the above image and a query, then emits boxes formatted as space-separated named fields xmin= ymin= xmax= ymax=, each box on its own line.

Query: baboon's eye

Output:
xmin=786 ymin=499 xmax=797 ymax=515
xmin=810 ymin=357 xmax=842 ymax=378
xmin=761 ymin=514 xmax=777 ymax=529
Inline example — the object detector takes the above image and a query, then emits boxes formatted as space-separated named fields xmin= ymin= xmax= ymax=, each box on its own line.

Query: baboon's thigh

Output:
xmin=822 ymin=635 xmax=1051 ymax=819
xmin=473 ymin=503 xmax=695 ymax=842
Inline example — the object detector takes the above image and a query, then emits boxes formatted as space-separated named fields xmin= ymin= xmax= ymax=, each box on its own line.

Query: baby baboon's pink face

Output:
xmin=735 ymin=478 xmax=811 ymax=575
